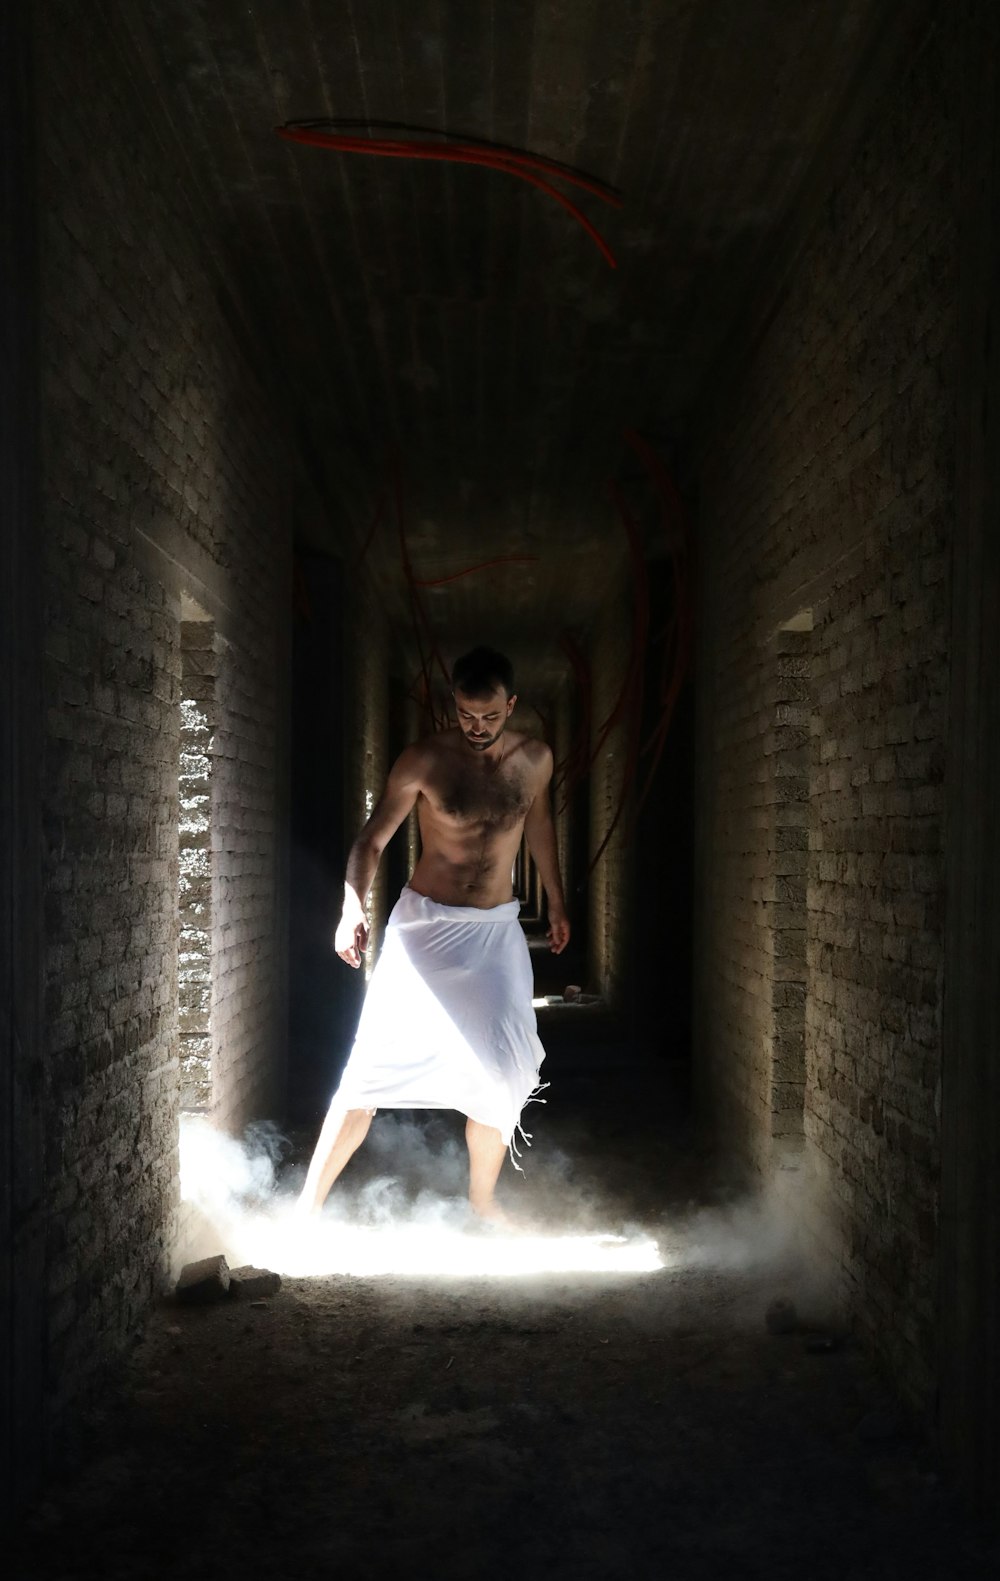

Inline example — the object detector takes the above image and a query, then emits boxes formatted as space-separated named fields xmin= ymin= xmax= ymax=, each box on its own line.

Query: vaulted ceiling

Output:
xmin=127 ymin=0 xmax=882 ymax=696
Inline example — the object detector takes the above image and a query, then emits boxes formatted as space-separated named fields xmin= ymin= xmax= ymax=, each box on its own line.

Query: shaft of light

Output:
xmin=242 ymin=1214 xmax=664 ymax=1280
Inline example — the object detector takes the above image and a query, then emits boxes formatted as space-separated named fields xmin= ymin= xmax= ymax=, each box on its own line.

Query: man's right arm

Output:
xmin=336 ymin=745 xmax=425 ymax=968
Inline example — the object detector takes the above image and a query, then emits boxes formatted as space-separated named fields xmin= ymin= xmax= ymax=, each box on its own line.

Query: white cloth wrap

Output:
xmin=331 ymin=886 xmax=545 ymax=1144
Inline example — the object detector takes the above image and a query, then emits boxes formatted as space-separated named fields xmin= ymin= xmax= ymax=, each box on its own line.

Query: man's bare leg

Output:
xmin=466 ymin=1117 xmax=510 ymax=1222
xmin=296 ymin=1105 xmax=374 ymax=1214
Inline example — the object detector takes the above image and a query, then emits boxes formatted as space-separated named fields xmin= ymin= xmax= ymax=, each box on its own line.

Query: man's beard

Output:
xmin=463 ymin=721 xmax=506 ymax=752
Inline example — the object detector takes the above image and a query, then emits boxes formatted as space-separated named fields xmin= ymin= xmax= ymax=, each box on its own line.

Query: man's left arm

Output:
xmin=523 ymin=746 xmax=571 ymax=955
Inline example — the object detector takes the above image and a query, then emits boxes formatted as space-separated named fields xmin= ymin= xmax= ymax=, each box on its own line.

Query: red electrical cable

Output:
xmin=583 ymin=482 xmax=649 ymax=878
xmin=553 ymin=440 xmax=694 ymax=881
xmin=281 ymin=121 xmax=623 ymax=206
xmin=621 ymin=430 xmax=696 ymax=820
xmin=583 ymin=483 xmax=648 ymax=773
xmin=276 ymin=124 xmax=619 ymax=268
xmin=391 ymin=456 xmax=453 ymax=732
xmin=391 ymin=458 xmax=433 ymax=726
xmin=292 ymin=555 xmax=314 ymax=623
xmin=413 ymin=555 xmax=538 ymax=588
xmin=354 ymin=489 xmax=387 ymax=569
xmin=554 ymin=633 xmax=591 ymax=811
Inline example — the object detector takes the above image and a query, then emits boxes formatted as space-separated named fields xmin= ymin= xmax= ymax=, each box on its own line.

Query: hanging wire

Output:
xmin=276 ymin=121 xmax=621 ymax=267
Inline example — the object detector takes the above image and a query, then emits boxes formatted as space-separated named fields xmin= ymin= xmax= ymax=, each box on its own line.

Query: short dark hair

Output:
xmin=451 ymin=646 xmax=515 ymax=699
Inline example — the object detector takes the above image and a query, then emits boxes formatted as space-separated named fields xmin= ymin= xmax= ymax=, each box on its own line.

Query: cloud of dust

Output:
xmin=175 ymin=1109 xmax=664 ymax=1280
xmin=654 ymin=1165 xmax=847 ymax=1331
xmin=176 ymin=1107 xmax=841 ymax=1323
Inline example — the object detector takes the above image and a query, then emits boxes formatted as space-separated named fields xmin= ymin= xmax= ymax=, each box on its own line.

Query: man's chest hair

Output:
xmin=429 ymin=759 xmax=533 ymax=828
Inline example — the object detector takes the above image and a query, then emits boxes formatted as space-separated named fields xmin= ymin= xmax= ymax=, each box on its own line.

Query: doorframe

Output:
xmin=939 ymin=0 xmax=1000 ymax=1509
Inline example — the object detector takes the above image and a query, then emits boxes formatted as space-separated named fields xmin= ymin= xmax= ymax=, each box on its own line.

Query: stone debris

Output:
xmin=764 ymin=1297 xmax=799 ymax=1334
xmin=561 ymin=985 xmax=599 ymax=1004
xmin=176 ymin=1254 xmax=230 ymax=1304
xmin=229 ymin=1265 xmax=282 ymax=1299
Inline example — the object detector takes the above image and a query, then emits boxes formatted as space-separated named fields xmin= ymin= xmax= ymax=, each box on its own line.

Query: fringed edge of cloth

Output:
xmin=508 ymin=1081 xmax=551 ymax=1174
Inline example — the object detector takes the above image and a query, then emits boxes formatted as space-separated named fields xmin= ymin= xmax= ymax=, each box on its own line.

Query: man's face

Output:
xmin=454 ymin=684 xmax=516 ymax=751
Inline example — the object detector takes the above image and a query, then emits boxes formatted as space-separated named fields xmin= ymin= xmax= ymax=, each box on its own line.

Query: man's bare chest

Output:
xmin=424 ymin=763 xmax=532 ymax=832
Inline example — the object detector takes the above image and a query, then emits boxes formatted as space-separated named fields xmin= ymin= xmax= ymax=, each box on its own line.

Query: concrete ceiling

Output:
xmin=126 ymin=0 xmax=883 ymax=697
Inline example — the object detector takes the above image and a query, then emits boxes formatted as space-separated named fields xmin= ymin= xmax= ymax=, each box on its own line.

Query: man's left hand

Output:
xmin=547 ymin=911 xmax=571 ymax=955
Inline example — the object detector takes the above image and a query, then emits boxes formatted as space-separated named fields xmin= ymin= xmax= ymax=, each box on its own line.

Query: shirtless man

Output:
xmin=297 ymin=646 xmax=570 ymax=1219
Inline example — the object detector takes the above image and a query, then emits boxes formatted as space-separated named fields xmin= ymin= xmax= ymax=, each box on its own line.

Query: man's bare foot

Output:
xmin=469 ymin=1198 xmax=517 ymax=1230
xmin=291 ymin=1192 xmax=324 ymax=1219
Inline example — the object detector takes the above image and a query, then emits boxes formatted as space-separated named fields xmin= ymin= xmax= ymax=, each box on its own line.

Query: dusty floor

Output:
xmin=14 ymin=1059 xmax=999 ymax=1580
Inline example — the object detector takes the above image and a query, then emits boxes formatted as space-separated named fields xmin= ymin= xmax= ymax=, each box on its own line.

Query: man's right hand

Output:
xmin=334 ymin=909 xmax=369 ymax=969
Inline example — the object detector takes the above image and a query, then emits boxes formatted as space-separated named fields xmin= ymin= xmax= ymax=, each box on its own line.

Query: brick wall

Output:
xmin=38 ymin=0 xmax=293 ymax=1442
xmin=693 ymin=10 xmax=956 ymax=1408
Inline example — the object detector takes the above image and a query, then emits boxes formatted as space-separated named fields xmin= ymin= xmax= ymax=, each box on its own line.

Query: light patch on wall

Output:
xmin=179 ymin=619 xmax=216 ymax=1111
xmin=362 ymin=785 xmax=378 ymax=980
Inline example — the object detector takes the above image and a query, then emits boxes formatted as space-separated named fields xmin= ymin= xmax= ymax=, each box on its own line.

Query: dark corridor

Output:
xmin=4 ymin=0 xmax=1000 ymax=1565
